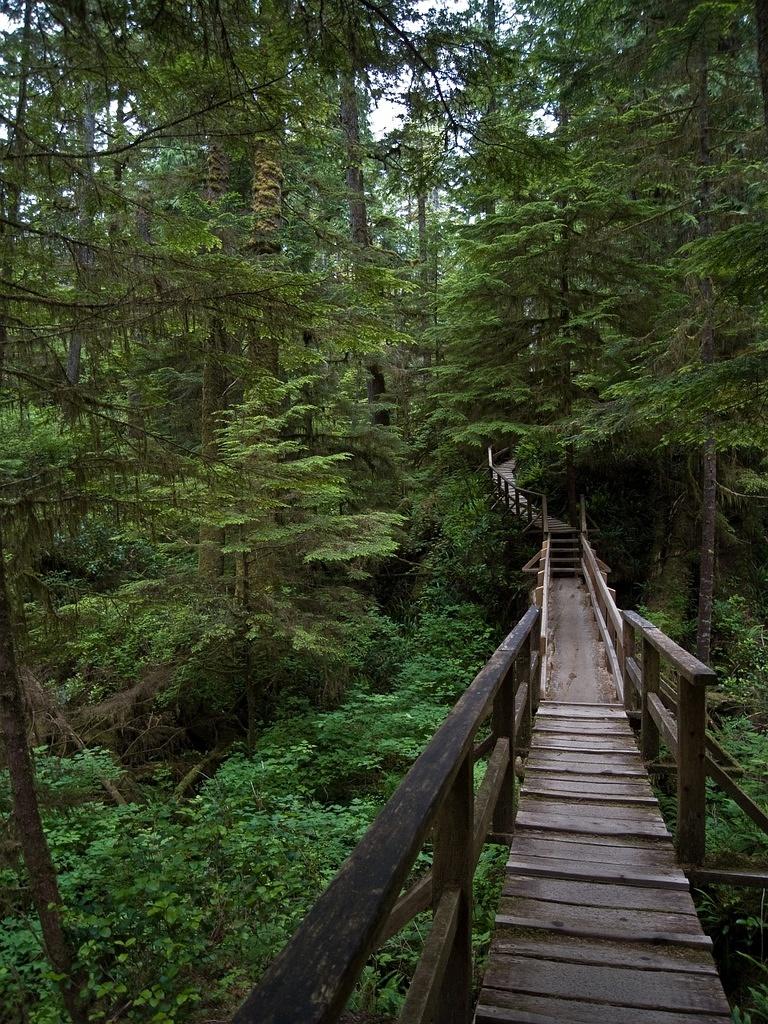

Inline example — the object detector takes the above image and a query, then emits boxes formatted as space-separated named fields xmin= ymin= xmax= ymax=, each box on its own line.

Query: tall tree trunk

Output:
xmin=0 ymin=534 xmax=87 ymax=1023
xmin=67 ymin=83 xmax=96 ymax=386
xmin=339 ymin=72 xmax=390 ymax=424
xmin=249 ymin=135 xmax=282 ymax=375
xmin=340 ymin=71 xmax=370 ymax=248
xmin=0 ymin=4 xmax=87 ymax=1018
xmin=559 ymin=267 xmax=578 ymax=526
xmin=483 ymin=0 xmax=497 ymax=217
xmin=695 ymin=49 xmax=717 ymax=664
xmin=198 ymin=144 xmax=230 ymax=581
xmin=756 ymin=0 xmax=768 ymax=132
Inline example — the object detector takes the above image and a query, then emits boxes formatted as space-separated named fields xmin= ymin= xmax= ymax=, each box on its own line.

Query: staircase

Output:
xmin=548 ymin=530 xmax=580 ymax=577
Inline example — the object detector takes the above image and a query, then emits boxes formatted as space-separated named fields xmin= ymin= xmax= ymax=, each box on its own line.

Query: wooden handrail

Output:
xmin=622 ymin=610 xmax=716 ymax=865
xmin=236 ymin=605 xmax=541 ymax=1024
xmin=622 ymin=611 xmax=716 ymax=686
xmin=623 ymin=654 xmax=768 ymax=842
xmin=580 ymin=536 xmax=624 ymax=701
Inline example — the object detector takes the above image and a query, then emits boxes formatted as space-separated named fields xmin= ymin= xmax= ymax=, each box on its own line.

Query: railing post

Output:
xmin=529 ymin=621 xmax=541 ymax=713
xmin=580 ymin=494 xmax=587 ymax=535
xmin=641 ymin=636 xmax=660 ymax=762
xmin=433 ymin=753 xmax=473 ymax=1024
xmin=676 ymin=676 xmax=707 ymax=865
xmin=492 ymin=659 xmax=516 ymax=835
xmin=514 ymin=488 xmax=520 ymax=519
xmin=504 ymin=478 xmax=511 ymax=509
xmin=541 ymin=495 xmax=548 ymax=534
xmin=516 ymin=633 xmax=532 ymax=751
xmin=622 ymin=617 xmax=636 ymax=713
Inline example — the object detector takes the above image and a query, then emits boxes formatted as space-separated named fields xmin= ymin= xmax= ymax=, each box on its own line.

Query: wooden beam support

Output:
xmin=676 ymin=677 xmax=707 ymax=865
xmin=641 ymin=635 xmax=660 ymax=763
xmin=432 ymin=753 xmax=473 ymax=1024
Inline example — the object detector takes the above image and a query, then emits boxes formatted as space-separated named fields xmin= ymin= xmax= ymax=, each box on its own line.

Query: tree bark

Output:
xmin=695 ymin=48 xmax=717 ymax=665
xmin=483 ymin=0 xmax=497 ymax=217
xmin=340 ymin=72 xmax=370 ymax=247
xmin=66 ymin=83 xmax=96 ymax=386
xmin=0 ymin=538 xmax=88 ymax=1023
xmin=0 ymin=5 xmax=88 ymax=1017
xmin=339 ymin=72 xmax=390 ymax=424
xmin=366 ymin=363 xmax=390 ymax=426
xmin=756 ymin=0 xmax=768 ymax=132
xmin=198 ymin=144 xmax=230 ymax=581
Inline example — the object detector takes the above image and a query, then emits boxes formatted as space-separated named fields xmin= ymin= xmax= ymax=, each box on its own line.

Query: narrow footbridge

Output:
xmin=234 ymin=448 xmax=768 ymax=1024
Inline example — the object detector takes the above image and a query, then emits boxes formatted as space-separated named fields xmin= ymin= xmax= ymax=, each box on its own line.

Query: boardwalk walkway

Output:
xmin=475 ymin=578 xmax=731 ymax=1020
xmin=241 ymin=448 xmax=742 ymax=1024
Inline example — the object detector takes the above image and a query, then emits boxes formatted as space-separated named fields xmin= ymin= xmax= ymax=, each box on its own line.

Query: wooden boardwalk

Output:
xmin=244 ymin=448 xmax=745 ymax=1024
xmin=475 ymin=699 xmax=731 ymax=1023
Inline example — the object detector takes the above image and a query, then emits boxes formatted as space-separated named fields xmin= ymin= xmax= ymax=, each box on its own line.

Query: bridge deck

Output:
xmin=475 ymin=699 xmax=731 ymax=1022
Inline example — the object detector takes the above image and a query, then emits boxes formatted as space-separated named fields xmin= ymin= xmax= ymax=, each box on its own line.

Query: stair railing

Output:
xmin=235 ymin=605 xmax=542 ymax=1024
xmin=487 ymin=446 xmax=548 ymax=535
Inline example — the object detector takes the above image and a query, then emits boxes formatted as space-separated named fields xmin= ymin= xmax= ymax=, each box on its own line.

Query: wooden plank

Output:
xmin=503 ymin=858 xmax=689 ymax=890
xmin=483 ymin=955 xmax=729 ymax=1010
xmin=490 ymin=935 xmax=715 ymax=973
xmin=516 ymin=811 xmax=667 ymax=839
xmin=522 ymin=786 xmax=657 ymax=805
xmin=539 ymin=701 xmax=624 ymax=708
xmin=536 ymin=706 xmax=626 ymax=718
xmin=493 ymin=916 xmax=712 ymax=949
xmin=514 ymin=829 xmax=676 ymax=855
xmin=499 ymin=898 xmax=702 ymax=934
xmin=399 ymin=888 xmax=459 ymax=1024
xmin=529 ymin=739 xmax=640 ymax=752
xmin=623 ymin=611 xmax=717 ymax=686
xmin=502 ymin=876 xmax=695 ymax=913
xmin=521 ymin=776 xmax=654 ymax=796
xmin=524 ymin=762 xmax=646 ymax=778
xmin=534 ymin=721 xmax=630 ymax=733
xmin=522 ymin=798 xmax=660 ymax=821
xmin=476 ymin=991 xmax=730 ymax=1024
xmin=529 ymin=743 xmax=641 ymax=756
xmin=688 ymin=865 xmax=768 ymax=887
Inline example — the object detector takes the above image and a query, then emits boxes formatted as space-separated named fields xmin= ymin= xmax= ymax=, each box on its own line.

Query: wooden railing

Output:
xmin=577 ymin=501 xmax=768 ymax=869
xmin=487 ymin=447 xmax=548 ymax=534
xmin=580 ymin=532 xmax=624 ymax=700
xmin=236 ymin=605 xmax=541 ymax=1024
xmin=622 ymin=611 xmax=715 ymax=864
xmin=533 ymin=537 xmax=550 ymax=698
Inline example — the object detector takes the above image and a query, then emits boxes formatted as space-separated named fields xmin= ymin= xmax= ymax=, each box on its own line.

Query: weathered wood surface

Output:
xmin=476 ymin=699 xmax=731 ymax=1024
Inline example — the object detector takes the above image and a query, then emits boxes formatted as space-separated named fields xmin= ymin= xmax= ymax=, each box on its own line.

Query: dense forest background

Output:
xmin=3 ymin=0 xmax=768 ymax=1020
